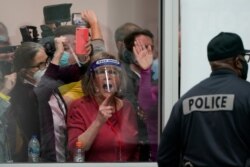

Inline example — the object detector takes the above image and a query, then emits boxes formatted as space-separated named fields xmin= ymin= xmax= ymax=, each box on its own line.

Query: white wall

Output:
xmin=0 ymin=0 xmax=159 ymax=56
xmin=181 ymin=0 xmax=250 ymax=95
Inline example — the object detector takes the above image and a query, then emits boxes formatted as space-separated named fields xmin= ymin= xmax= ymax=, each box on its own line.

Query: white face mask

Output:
xmin=33 ymin=68 xmax=46 ymax=84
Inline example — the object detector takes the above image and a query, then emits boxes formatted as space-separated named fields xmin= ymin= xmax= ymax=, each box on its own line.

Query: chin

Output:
xmin=101 ymin=90 xmax=115 ymax=97
xmin=103 ymin=91 xmax=112 ymax=96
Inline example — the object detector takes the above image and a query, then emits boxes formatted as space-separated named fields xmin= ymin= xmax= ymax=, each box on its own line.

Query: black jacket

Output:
xmin=7 ymin=78 xmax=39 ymax=162
xmin=158 ymin=69 xmax=250 ymax=167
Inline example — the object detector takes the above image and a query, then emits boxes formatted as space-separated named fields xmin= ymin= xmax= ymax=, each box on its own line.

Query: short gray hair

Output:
xmin=114 ymin=22 xmax=141 ymax=42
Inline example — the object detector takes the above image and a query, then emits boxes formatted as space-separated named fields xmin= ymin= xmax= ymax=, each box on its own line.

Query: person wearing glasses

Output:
xmin=5 ymin=37 xmax=89 ymax=162
xmin=5 ymin=41 xmax=49 ymax=162
xmin=158 ymin=32 xmax=250 ymax=167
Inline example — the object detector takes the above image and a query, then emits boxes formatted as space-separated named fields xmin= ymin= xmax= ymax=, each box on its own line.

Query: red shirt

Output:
xmin=67 ymin=96 xmax=139 ymax=162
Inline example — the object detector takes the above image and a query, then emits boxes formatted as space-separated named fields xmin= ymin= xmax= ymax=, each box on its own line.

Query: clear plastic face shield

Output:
xmin=90 ymin=59 xmax=121 ymax=95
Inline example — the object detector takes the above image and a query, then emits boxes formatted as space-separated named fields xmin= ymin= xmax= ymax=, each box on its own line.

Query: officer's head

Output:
xmin=207 ymin=32 xmax=250 ymax=80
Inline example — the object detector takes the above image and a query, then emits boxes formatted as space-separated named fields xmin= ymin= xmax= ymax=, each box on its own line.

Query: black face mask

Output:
xmin=240 ymin=59 xmax=248 ymax=80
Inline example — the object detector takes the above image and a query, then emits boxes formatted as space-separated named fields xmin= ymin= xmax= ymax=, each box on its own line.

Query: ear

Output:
xmin=234 ymin=56 xmax=242 ymax=69
xmin=233 ymin=56 xmax=244 ymax=77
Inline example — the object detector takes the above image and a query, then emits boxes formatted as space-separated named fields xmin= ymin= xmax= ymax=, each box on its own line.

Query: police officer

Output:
xmin=157 ymin=32 xmax=250 ymax=167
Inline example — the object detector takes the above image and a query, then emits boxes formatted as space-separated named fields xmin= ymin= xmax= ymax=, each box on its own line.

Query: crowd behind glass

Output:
xmin=0 ymin=8 xmax=159 ymax=163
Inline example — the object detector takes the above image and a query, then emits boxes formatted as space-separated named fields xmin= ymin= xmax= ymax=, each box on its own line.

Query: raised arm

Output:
xmin=82 ymin=10 xmax=103 ymax=40
xmin=67 ymin=95 xmax=115 ymax=151
xmin=133 ymin=39 xmax=158 ymax=111
xmin=82 ymin=9 xmax=106 ymax=55
xmin=44 ymin=36 xmax=88 ymax=83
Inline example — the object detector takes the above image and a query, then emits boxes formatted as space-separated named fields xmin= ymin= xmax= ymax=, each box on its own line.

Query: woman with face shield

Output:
xmin=67 ymin=51 xmax=139 ymax=162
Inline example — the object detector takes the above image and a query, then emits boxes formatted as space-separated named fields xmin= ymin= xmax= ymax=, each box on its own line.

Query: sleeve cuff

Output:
xmin=91 ymin=39 xmax=106 ymax=55
xmin=0 ymin=92 xmax=10 ymax=101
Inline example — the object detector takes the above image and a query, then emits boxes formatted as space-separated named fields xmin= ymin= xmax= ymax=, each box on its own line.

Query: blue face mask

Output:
xmin=59 ymin=51 xmax=70 ymax=67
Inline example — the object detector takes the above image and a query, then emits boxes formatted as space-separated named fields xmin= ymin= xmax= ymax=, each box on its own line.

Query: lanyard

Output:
xmin=53 ymin=90 xmax=67 ymax=117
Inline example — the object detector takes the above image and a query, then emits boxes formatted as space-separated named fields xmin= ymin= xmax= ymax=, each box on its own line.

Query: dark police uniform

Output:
xmin=158 ymin=69 xmax=250 ymax=167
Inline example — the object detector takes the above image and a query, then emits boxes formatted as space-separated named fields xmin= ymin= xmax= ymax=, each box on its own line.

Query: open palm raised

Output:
xmin=133 ymin=39 xmax=153 ymax=70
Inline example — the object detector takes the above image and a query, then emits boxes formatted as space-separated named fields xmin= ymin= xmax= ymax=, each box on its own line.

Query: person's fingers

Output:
xmin=9 ymin=72 xmax=17 ymax=80
xmin=133 ymin=41 xmax=142 ymax=56
xmin=133 ymin=46 xmax=139 ymax=58
xmin=82 ymin=9 xmax=97 ymax=22
xmin=4 ymin=72 xmax=16 ymax=84
xmin=147 ymin=44 xmax=152 ymax=52
xmin=98 ymin=106 xmax=114 ymax=121
xmin=101 ymin=95 xmax=114 ymax=106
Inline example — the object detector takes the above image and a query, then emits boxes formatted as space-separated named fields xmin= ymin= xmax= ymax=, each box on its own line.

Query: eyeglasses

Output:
xmin=29 ymin=58 xmax=49 ymax=70
xmin=243 ymin=54 xmax=250 ymax=63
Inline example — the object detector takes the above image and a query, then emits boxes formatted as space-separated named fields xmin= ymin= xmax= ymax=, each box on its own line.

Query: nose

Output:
xmin=104 ymin=68 xmax=111 ymax=78
xmin=104 ymin=75 xmax=111 ymax=81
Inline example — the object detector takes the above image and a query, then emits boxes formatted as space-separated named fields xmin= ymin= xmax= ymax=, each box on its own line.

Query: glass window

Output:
xmin=0 ymin=0 xmax=179 ymax=166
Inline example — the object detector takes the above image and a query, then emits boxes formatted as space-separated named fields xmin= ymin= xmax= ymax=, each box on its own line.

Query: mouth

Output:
xmin=103 ymin=83 xmax=113 ymax=92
